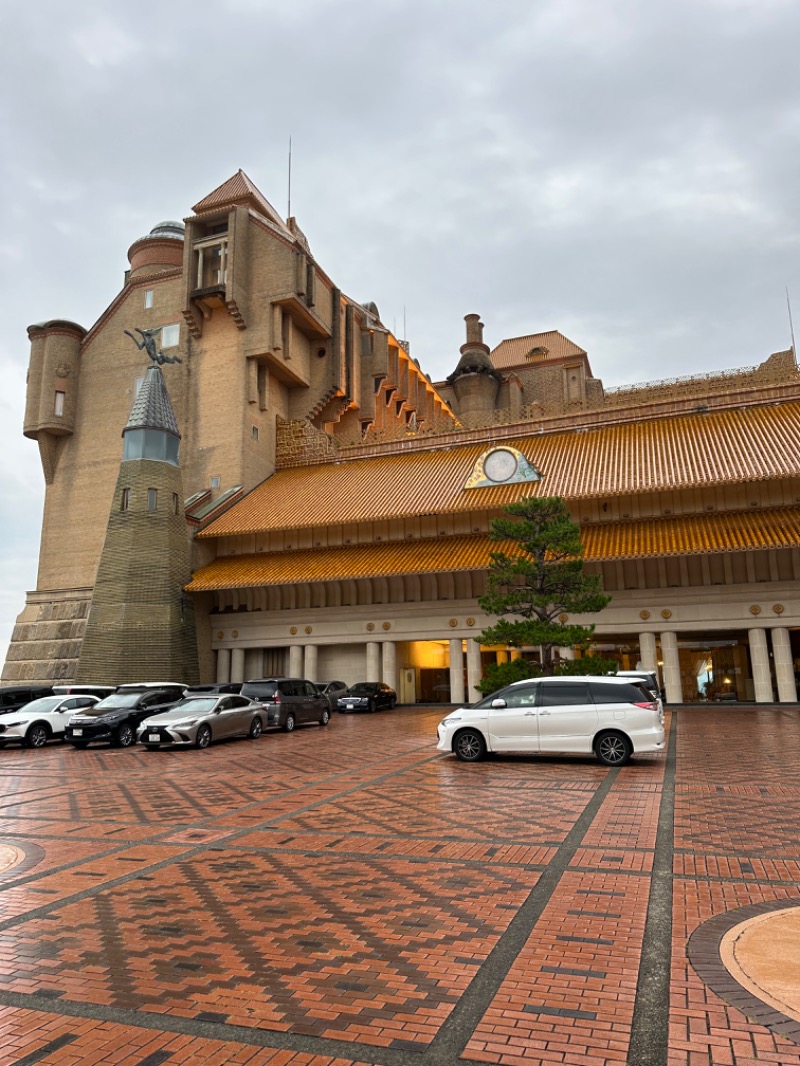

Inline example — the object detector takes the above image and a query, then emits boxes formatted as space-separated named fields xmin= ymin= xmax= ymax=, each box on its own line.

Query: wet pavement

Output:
xmin=0 ymin=703 xmax=798 ymax=1065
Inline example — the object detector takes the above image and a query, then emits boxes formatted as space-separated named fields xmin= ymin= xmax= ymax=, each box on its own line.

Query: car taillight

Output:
xmin=274 ymin=691 xmax=280 ymax=703
xmin=634 ymin=701 xmax=657 ymax=710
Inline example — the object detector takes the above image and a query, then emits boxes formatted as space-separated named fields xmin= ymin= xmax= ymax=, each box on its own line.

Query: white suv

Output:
xmin=437 ymin=675 xmax=665 ymax=766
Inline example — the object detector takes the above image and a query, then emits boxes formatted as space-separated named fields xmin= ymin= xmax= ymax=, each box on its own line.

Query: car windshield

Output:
xmin=83 ymin=693 xmax=144 ymax=713
xmin=168 ymin=698 xmax=217 ymax=714
xmin=19 ymin=697 xmax=63 ymax=714
xmin=241 ymin=682 xmax=277 ymax=699
xmin=348 ymin=684 xmax=377 ymax=695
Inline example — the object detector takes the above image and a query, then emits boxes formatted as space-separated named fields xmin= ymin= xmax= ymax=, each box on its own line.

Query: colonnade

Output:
xmin=215 ymin=626 xmax=798 ymax=705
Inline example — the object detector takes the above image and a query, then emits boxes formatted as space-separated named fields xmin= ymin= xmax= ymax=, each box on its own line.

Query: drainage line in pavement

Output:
xmin=425 ymin=765 xmax=621 ymax=1065
xmin=626 ymin=710 xmax=677 ymax=1066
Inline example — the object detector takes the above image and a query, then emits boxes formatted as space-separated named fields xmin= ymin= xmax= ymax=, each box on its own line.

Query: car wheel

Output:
xmin=389 ymin=698 xmax=396 ymax=709
xmin=196 ymin=724 xmax=212 ymax=749
xmin=113 ymin=723 xmax=135 ymax=748
xmin=283 ymin=712 xmax=296 ymax=733
xmin=24 ymin=723 xmax=50 ymax=749
xmin=248 ymin=717 xmax=263 ymax=739
xmin=320 ymin=708 xmax=330 ymax=726
xmin=368 ymin=699 xmax=376 ymax=713
xmin=453 ymin=729 xmax=486 ymax=762
xmin=595 ymin=732 xmax=633 ymax=767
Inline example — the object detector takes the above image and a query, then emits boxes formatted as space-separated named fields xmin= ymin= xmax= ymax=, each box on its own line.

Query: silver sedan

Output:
xmin=137 ymin=695 xmax=264 ymax=749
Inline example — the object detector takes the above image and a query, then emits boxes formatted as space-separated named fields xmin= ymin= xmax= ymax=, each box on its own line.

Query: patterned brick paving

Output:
xmin=0 ymin=705 xmax=797 ymax=1064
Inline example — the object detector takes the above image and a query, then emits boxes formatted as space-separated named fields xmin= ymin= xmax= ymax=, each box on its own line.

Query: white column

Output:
xmin=449 ymin=638 xmax=465 ymax=705
xmin=289 ymin=644 xmax=303 ymax=677
xmin=749 ymin=628 xmax=775 ymax=703
xmin=772 ymin=627 xmax=797 ymax=703
xmin=557 ymin=646 xmax=575 ymax=661
xmin=230 ymin=647 xmax=245 ymax=684
xmin=382 ymin=641 xmax=397 ymax=693
xmin=216 ymin=648 xmax=231 ymax=684
xmin=639 ymin=632 xmax=658 ymax=674
xmin=304 ymin=644 xmax=318 ymax=683
xmin=661 ymin=631 xmax=683 ymax=705
xmin=366 ymin=642 xmax=380 ymax=682
xmin=466 ymin=637 xmax=483 ymax=704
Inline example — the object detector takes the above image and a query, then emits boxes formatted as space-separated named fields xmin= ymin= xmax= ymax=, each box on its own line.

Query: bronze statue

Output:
xmin=124 ymin=327 xmax=182 ymax=365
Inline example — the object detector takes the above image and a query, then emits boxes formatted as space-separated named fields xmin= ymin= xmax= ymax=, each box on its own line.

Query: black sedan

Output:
xmin=337 ymin=682 xmax=397 ymax=713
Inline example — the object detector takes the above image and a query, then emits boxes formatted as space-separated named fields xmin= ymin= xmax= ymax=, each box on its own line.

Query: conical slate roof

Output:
xmin=124 ymin=366 xmax=180 ymax=437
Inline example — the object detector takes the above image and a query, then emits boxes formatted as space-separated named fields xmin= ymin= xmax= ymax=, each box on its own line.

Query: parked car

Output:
xmin=137 ymin=694 xmax=263 ymax=749
xmin=0 ymin=685 xmax=55 ymax=714
xmin=0 ymin=694 xmax=101 ymax=748
xmin=53 ymin=684 xmax=117 ymax=700
xmin=615 ymin=670 xmax=664 ymax=702
xmin=313 ymin=680 xmax=348 ymax=711
xmin=186 ymin=682 xmax=243 ymax=695
xmin=65 ymin=684 xmax=187 ymax=748
xmin=436 ymin=675 xmax=665 ymax=766
xmin=337 ymin=682 xmax=397 ymax=713
xmin=239 ymin=678 xmax=330 ymax=731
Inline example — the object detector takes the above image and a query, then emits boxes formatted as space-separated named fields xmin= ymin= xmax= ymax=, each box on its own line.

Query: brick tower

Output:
xmin=75 ymin=362 xmax=199 ymax=684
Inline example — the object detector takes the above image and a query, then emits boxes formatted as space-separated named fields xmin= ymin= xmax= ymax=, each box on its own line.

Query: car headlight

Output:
xmin=440 ymin=716 xmax=462 ymax=726
xmin=3 ymin=722 xmax=22 ymax=729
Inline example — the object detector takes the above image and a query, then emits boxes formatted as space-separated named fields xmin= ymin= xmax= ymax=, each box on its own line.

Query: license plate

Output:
xmin=72 ymin=729 xmax=83 ymax=736
xmin=148 ymin=734 xmax=160 ymax=742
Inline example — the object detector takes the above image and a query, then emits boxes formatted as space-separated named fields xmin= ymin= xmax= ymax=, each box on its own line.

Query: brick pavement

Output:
xmin=0 ymin=705 xmax=798 ymax=1064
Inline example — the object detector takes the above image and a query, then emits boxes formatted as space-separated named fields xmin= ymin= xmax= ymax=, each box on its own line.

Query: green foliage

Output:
xmin=554 ymin=655 xmax=618 ymax=677
xmin=476 ymin=657 xmax=540 ymax=695
xmin=478 ymin=496 xmax=611 ymax=676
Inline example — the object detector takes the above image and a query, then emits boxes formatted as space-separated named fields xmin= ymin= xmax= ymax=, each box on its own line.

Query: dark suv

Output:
xmin=64 ymin=684 xmax=187 ymax=748
xmin=0 ymin=685 xmax=54 ymax=714
xmin=239 ymin=678 xmax=330 ymax=731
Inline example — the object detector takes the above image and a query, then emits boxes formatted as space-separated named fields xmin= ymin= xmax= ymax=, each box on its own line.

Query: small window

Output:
xmin=54 ymin=391 xmax=65 ymax=417
xmin=210 ymin=476 xmax=220 ymax=489
xmin=251 ymin=425 xmax=259 ymax=440
xmin=147 ymin=488 xmax=157 ymax=512
xmin=144 ymin=290 xmax=154 ymax=309
xmin=161 ymin=323 xmax=180 ymax=348
xmin=539 ymin=682 xmax=591 ymax=707
xmin=120 ymin=488 xmax=130 ymax=512
xmin=172 ymin=493 xmax=179 ymax=514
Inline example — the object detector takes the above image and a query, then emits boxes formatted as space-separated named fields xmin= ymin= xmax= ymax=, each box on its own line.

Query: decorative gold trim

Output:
xmin=661 ymin=609 xmax=672 ymax=619
xmin=559 ymin=613 xmax=569 ymax=623
xmin=232 ymin=630 xmax=238 ymax=639
xmin=448 ymin=618 xmax=458 ymax=628
xmin=382 ymin=622 xmax=391 ymax=631
xmin=466 ymin=617 xmax=475 ymax=627
xmin=366 ymin=623 xmax=375 ymax=632
xmin=304 ymin=625 xmax=312 ymax=634
xmin=289 ymin=626 xmax=297 ymax=635
xmin=216 ymin=631 xmax=224 ymax=639
xmin=640 ymin=610 xmax=651 ymax=620
xmin=773 ymin=603 xmax=785 ymax=614
xmin=749 ymin=605 xmax=762 ymax=616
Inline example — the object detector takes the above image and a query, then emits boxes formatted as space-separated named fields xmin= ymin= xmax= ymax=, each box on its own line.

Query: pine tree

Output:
xmin=478 ymin=496 xmax=611 ymax=677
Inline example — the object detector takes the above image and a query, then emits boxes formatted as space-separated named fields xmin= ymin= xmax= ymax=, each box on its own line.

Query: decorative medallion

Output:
xmin=749 ymin=605 xmax=762 ymax=616
xmin=449 ymin=618 xmax=458 ymax=628
xmin=290 ymin=626 xmax=298 ymax=635
xmin=216 ymin=631 xmax=224 ymax=639
xmin=465 ymin=446 xmax=542 ymax=489
xmin=466 ymin=617 xmax=475 ymax=627
xmin=304 ymin=625 xmax=312 ymax=634
xmin=231 ymin=630 xmax=238 ymax=639
xmin=661 ymin=609 xmax=672 ymax=619
xmin=382 ymin=622 xmax=391 ymax=631
xmin=366 ymin=623 xmax=375 ymax=632
xmin=55 ymin=363 xmax=71 ymax=378
xmin=640 ymin=610 xmax=651 ymax=620
xmin=773 ymin=604 xmax=785 ymax=614
xmin=559 ymin=613 xmax=569 ymax=623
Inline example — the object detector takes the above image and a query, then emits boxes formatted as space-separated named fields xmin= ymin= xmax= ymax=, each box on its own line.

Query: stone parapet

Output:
xmin=1 ymin=590 xmax=92 ymax=684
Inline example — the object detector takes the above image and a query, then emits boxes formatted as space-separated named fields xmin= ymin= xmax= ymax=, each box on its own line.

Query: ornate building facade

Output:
xmin=5 ymin=170 xmax=800 ymax=704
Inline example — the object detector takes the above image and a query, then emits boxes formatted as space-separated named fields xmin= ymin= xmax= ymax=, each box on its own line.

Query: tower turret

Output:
xmin=446 ymin=314 xmax=501 ymax=423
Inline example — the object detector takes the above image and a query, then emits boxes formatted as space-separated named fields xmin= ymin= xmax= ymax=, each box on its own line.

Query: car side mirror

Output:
xmin=491 ymin=698 xmax=507 ymax=708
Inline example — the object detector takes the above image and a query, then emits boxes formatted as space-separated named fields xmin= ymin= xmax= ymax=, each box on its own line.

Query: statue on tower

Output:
xmin=124 ymin=327 xmax=182 ymax=365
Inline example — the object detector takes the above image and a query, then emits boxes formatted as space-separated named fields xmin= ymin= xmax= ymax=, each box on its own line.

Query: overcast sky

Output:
xmin=1 ymin=0 xmax=799 ymax=670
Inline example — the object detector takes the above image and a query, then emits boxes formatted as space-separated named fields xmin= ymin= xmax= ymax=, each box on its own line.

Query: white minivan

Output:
xmin=436 ymin=675 xmax=665 ymax=766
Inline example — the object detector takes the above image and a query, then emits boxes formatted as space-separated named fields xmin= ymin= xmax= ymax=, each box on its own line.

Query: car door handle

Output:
xmin=537 ymin=710 xmax=550 ymax=716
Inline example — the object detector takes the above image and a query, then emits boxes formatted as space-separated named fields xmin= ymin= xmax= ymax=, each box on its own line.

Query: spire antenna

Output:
xmin=787 ymin=286 xmax=797 ymax=365
xmin=287 ymin=136 xmax=292 ymax=219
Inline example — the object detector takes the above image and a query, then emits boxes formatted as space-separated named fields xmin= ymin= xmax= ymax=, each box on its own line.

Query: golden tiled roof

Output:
xmin=192 ymin=170 xmax=286 ymax=228
xmin=198 ymin=403 xmax=800 ymax=538
xmin=491 ymin=331 xmax=587 ymax=368
xmin=187 ymin=507 xmax=800 ymax=591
